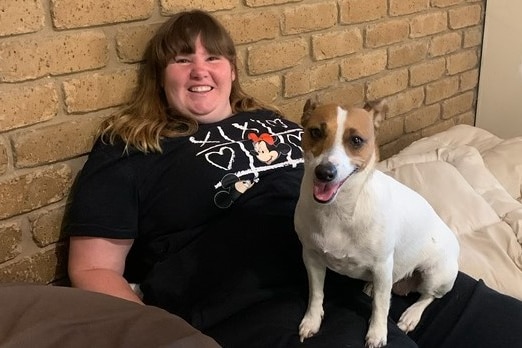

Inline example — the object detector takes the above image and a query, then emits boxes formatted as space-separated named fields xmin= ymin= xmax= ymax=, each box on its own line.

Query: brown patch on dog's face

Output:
xmin=341 ymin=107 xmax=377 ymax=169
xmin=301 ymin=104 xmax=339 ymax=157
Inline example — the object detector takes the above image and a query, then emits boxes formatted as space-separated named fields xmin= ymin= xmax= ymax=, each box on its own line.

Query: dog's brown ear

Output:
xmin=301 ymin=98 xmax=317 ymax=126
xmin=364 ymin=99 xmax=387 ymax=129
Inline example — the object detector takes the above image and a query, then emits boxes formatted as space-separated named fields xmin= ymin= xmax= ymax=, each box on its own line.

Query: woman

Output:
xmin=66 ymin=9 xmax=522 ymax=348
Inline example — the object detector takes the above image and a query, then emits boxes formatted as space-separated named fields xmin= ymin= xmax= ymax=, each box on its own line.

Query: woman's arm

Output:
xmin=68 ymin=236 xmax=144 ymax=304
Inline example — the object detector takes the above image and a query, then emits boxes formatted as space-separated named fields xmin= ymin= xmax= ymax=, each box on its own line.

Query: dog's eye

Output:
xmin=308 ymin=127 xmax=323 ymax=140
xmin=350 ymin=136 xmax=364 ymax=148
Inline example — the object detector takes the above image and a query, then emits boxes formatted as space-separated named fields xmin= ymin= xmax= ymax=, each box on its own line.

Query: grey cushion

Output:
xmin=0 ymin=284 xmax=221 ymax=348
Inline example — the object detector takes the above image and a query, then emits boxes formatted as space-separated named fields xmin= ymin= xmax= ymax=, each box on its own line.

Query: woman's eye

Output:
xmin=208 ymin=56 xmax=221 ymax=61
xmin=173 ymin=57 xmax=190 ymax=64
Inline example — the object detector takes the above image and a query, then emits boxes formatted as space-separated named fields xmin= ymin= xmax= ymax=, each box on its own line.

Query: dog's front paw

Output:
xmin=298 ymin=311 xmax=323 ymax=342
xmin=365 ymin=324 xmax=387 ymax=348
xmin=365 ymin=335 xmax=387 ymax=348
xmin=397 ymin=305 xmax=423 ymax=333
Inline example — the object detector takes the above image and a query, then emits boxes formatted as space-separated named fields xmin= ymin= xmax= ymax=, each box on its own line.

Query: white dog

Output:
xmin=294 ymin=99 xmax=459 ymax=348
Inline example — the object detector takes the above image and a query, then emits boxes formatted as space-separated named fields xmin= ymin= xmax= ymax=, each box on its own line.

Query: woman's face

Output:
xmin=163 ymin=35 xmax=235 ymax=124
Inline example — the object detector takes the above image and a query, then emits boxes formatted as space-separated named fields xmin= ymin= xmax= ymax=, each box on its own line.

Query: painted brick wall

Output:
xmin=0 ymin=0 xmax=485 ymax=284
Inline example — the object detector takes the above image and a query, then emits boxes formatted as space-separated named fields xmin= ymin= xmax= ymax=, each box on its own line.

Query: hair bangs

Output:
xmin=198 ymin=24 xmax=236 ymax=62
xmin=155 ymin=10 xmax=236 ymax=68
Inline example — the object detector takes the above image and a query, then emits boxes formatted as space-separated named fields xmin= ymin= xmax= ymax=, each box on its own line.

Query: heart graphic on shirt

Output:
xmin=206 ymin=146 xmax=235 ymax=170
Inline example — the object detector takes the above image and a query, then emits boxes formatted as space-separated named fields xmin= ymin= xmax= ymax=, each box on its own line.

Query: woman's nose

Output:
xmin=190 ymin=60 xmax=208 ymax=79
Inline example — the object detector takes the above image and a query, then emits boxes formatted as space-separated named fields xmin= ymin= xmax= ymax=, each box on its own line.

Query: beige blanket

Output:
xmin=377 ymin=125 xmax=522 ymax=300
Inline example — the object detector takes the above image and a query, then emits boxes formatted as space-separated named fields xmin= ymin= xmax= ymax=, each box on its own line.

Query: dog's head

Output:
xmin=300 ymin=98 xmax=386 ymax=203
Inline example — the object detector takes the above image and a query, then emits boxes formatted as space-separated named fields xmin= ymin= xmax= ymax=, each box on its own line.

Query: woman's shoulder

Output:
xmin=79 ymin=136 xmax=161 ymax=186
xmin=89 ymin=136 xmax=144 ymax=159
xmin=86 ymin=137 xmax=124 ymax=162
xmin=84 ymin=136 xmax=153 ymax=174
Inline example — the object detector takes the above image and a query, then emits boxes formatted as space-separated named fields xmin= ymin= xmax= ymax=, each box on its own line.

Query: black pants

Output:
xmin=390 ymin=272 xmax=522 ymax=348
xmin=205 ymin=272 xmax=522 ymax=348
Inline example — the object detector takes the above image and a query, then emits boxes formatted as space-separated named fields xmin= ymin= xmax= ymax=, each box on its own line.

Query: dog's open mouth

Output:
xmin=313 ymin=180 xmax=344 ymax=203
xmin=313 ymin=168 xmax=358 ymax=203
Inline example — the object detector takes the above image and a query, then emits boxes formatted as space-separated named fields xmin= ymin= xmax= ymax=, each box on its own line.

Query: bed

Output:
xmin=377 ymin=124 xmax=522 ymax=300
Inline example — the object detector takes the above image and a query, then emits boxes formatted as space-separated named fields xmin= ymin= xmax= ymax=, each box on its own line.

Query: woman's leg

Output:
xmin=390 ymin=272 xmax=522 ymax=348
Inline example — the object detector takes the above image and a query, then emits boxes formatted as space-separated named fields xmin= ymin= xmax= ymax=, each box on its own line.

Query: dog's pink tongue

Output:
xmin=313 ymin=182 xmax=338 ymax=203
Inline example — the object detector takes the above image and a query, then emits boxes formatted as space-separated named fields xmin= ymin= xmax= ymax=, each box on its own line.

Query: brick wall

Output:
xmin=0 ymin=0 xmax=484 ymax=284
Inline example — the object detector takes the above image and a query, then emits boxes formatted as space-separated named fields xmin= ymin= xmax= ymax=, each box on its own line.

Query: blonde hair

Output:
xmin=99 ymin=10 xmax=278 ymax=153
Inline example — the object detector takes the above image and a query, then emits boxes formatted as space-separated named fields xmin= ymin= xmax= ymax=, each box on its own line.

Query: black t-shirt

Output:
xmin=65 ymin=109 xmax=307 ymax=328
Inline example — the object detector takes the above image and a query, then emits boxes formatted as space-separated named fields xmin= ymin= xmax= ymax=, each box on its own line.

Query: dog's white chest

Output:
xmin=304 ymin=223 xmax=375 ymax=280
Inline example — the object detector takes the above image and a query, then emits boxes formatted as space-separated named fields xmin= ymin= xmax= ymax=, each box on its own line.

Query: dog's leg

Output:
xmin=365 ymin=260 xmax=393 ymax=348
xmin=398 ymin=262 xmax=457 ymax=333
xmin=299 ymin=249 xmax=326 ymax=342
xmin=397 ymin=293 xmax=434 ymax=332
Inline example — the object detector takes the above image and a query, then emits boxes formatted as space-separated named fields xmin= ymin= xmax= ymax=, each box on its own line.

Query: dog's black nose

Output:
xmin=315 ymin=163 xmax=337 ymax=182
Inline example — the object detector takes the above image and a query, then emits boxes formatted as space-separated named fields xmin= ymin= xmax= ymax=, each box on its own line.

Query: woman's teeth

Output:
xmin=189 ymin=86 xmax=212 ymax=92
